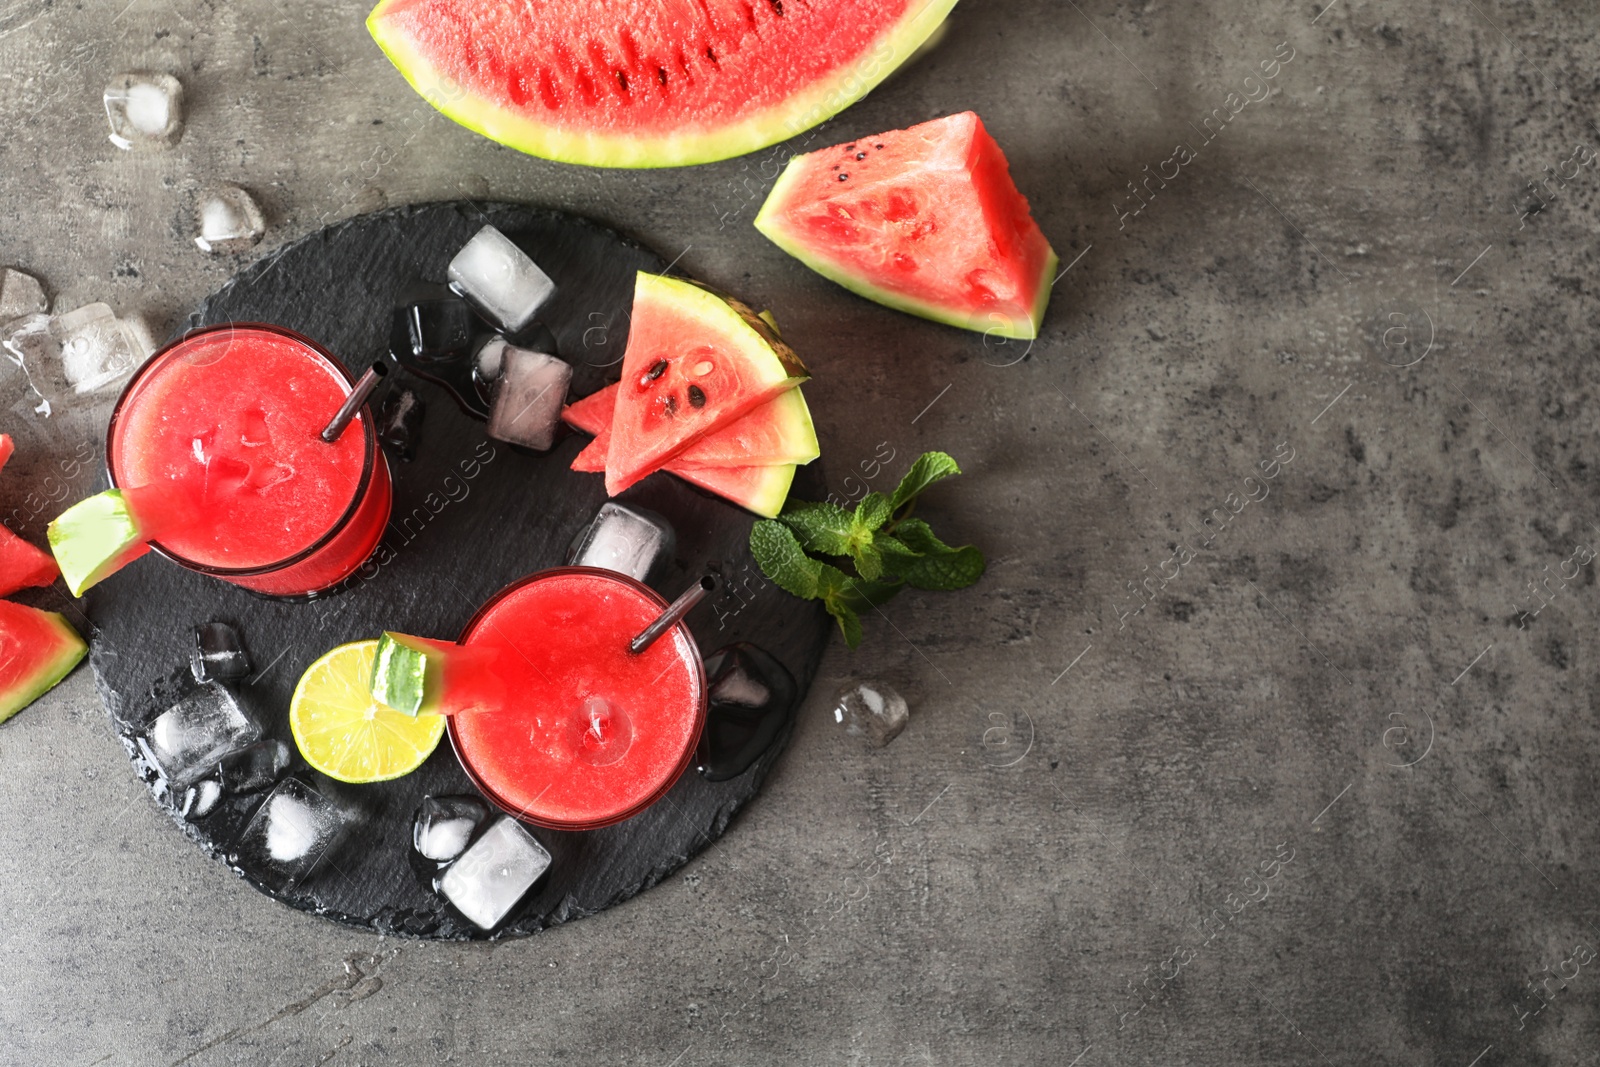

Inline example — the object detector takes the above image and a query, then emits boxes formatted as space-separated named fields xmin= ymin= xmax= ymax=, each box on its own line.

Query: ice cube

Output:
xmin=229 ymin=777 xmax=350 ymax=892
xmin=0 ymin=268 xmax=48 ymax=328
xmin=696 ymin=644 xmax=797 ymax=782
xmin=378 ymin=388 xmax=425 ymax=462
xmin=191 ymin=620 xmax=251 ymax=684
xmin=136 ymin=681 xmax=262 ymax=787
xmin=568 ymin=501 xmax=674 ymax=583
xmin=413 ymin=795 xmax=488 ymax=862
xmin=404 ymin=296 xmax=475 ymax=359
xmin=832 ymin=681 xmax=910 ymax=748
xmin=49 ymin=303 xmax=146 ymax=394
xmin=446 ymin=225 xmax=555 ymax=333
xmin=219 ymin=739 xmax=291 ymax=794
xmin=485 ymin=346 xmax=571 ymax=451
xmin=1 ymin=313 xmax=61 ymax=416
xmin=195 ymin=185 xmax=266 ymax=254
xmin=473 ymin=335 xmax=506 ymax=385
xmin=438 ymin=816 xmax=551 ymax=929
xmin=104 ymin=72 xmax=184 ymax=150
xmin=181 ymin=778 xmax=222 ymax=819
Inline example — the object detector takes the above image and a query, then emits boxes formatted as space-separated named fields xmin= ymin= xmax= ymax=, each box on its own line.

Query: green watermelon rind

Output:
xmin=0 ymin=607 xmax=87 ymax=725
xmin=366 ymin=0 xmax=962 ymax=169
xmin=47 ymin=489 xmax=147 ymax=598
xmin=754 ymin=154 xmax=1059 ymax=341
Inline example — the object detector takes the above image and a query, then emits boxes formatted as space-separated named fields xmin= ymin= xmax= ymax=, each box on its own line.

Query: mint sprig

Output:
xmin=749 ymin=451 xmax=985 ymax=648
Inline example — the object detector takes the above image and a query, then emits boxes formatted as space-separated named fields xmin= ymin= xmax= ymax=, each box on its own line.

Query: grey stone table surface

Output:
xmin=2 ymin=0 xmax=1597 ymax=1063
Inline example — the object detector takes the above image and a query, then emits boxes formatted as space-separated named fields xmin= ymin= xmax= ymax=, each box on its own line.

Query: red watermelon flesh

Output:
xmin=0 ymin=599 xmax=87 ymax=724
xmin=606 ymin=273 xmax=808 ymax=495
xmin=754 ymin=111 xmax=1058 ymax=340
xmin=563 ymin=382 xmax=817 ymax=469
xmin=0 ymin=526 xmax=58 ymax=596
xmin=0 ymin=434 xmax=13 ymax=475
xmin=572 ymin=426 xmax=795 ymax=518
xmin=366 ymin=0 xmax=960 ymax=168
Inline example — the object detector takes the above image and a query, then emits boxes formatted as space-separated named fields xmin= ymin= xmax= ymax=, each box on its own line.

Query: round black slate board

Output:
xmin=85 ymin=201 xmax=830 ymax=940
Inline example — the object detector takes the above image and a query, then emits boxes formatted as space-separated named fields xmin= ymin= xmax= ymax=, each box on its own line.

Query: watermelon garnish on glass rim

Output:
xmin=755 ymin=111 xmax=1059 ymax=340
xmin=365 ymin=0 xmax=960 ymax=168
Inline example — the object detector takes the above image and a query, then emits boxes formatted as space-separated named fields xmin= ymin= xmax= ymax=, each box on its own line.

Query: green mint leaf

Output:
xmin=892 ymin=518 xmax=954 ymax=555
xmin=854 ymin=492 xmax=892 ymax=532
xmin=852 ymin=540 xmax=885 ymax=581
xmin=875 ymin=533 xmax=924 ymax=570
xmin=900 ymin=544 xmax=986 ymax=591
xmin=777 ymin=500 xmax=854 ymax=556
xmin=889 ymin=452 xmax=962 ymax=513
xmin=828 ymin=601 xmax=864 ymax=649
xmin=749 ymin=520 xmax=823 ymax=599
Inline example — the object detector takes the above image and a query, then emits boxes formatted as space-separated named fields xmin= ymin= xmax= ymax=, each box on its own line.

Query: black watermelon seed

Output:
xmin=643 ymin=359 xmax=668 ymax=383
xmin=688 ymin=384 xmax=706 ymax=408
xmin=855 ymin=151 xmax=867 ymax=160
xmin=875 ymin=143 xmax=884 ymax=149
xmin=838 ymin=173 xmax=849 ymax=181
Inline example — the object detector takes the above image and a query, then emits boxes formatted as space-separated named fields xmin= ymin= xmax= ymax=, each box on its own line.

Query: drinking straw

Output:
xmin=320 ymin=361 xmax=388 ymax=443
xmin=630 ymin=576 xmax=716 ymax=655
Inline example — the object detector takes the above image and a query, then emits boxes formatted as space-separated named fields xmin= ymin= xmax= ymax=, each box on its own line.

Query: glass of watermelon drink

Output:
xmin=105 ymin=324 xmax=393 ymax=597
xmin=448 ymin=567 xmax=707 ymax=831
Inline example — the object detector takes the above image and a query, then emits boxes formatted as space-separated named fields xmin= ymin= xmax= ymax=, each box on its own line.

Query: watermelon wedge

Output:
xmin=0 ymin=526 xmax=59 ymax=596
xmin=755 ymin=111 xmax=1058 ymax=340
xmin=0 ymin=600 xmax=87 ymax=724
xmin=366 ymin=0 xmax=960 ymax=168
xmin=565 ymin=382 xmax=817 ymax=469
xmin=573 ymin=427 xmax=796 ymax=518
xmin=606 ymin=273 xmax=808 ymax=495
xmin=0 ymin=434 xmax=14 ymax=475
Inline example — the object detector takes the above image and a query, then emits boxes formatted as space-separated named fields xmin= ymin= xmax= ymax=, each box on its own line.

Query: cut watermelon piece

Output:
xmin=0 ymin=434 xmax=14 ymax=475
xmin=573 ymin=426 xmax=795 ymax=518
xmin=755 ymin=111 xmax=1058 ymax=340
xmin=564 ymin=382 xmax=817 ymax=469
xmin=606 ymin=273 xmax=808 ymax=495
xmin=367 ymin=0 xmax=959 ymax=168
xmin=0 ymin=600 xmax=87 ymax=724
xmin=0 ymin=526 xmax=59 ymax=595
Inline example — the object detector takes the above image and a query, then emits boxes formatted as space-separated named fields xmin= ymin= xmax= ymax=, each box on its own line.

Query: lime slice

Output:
xmin=290 ymin=640 xmax=446 ymax=783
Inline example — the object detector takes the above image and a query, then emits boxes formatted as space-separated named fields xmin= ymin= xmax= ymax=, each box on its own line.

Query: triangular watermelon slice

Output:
xmin=605 ymin=273 xmax=808 ymax=495
xmin=573 ymin=428 xmax=795 ymax=519
xmin=0 ymin=526 xmax=59 ymax=596
xmin=0 ymin=434 xmax=14 ymax=475
xmin=0 ymin=599 xmax=87 ymax=724
xmin=564 ymin=382 xmax=817 ymax=470
xmin=755 ymin=111 xmax=1059 ymax=340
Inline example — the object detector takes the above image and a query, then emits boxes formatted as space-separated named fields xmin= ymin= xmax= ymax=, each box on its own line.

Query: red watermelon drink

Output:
xmin=105 ymin=324 xmax=392 ymax=597
xmin=449 ymin=568 xmax=706 ymax=830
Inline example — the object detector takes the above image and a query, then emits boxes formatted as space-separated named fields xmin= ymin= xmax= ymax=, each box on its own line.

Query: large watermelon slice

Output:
xmin=606 ymin=273 xmax=808 ymax=495
xmin=0 ymin=526 xmax=59 ymax=596
xmin=573 ymin=430 xmax=796 ymax=519
xmin=565 ymin=382 xmax=817 ymax=469
xmin=0 ymin=600 xmax=87 ymax=724
xmin=366 ymin=0 xmax=960 ymax=168
xmin=755 ymin=111 xmax=1058 ymax=340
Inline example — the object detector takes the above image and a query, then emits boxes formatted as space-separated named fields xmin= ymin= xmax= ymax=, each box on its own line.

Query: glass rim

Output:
xmin=448 ymin=566 xmax=709 ymax=832
xmin=104 ymin=322 xmax=381 ymax=579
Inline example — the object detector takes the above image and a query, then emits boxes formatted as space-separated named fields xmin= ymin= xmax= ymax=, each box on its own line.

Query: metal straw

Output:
xmin=320 ymin=361 xmax=389 ymax=443
xmin=630 ymin=576 xmax=715 ymax=655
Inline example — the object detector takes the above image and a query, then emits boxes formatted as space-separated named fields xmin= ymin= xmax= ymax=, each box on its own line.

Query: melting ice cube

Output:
xmin=0 ymin=268 xmax=48 ymax=328
xmin=229 ymin=777 xmax=349 ymax=892
xmin=413 ymin=795 xmax=488 ymax=863
xmin=195 ymin=185 xmax=266 ymax=254
xmin=219 ymin=739 xmax=291 ymax=794
xmin=191 ymin=620 xmax=251 ymax=684
xmin=104 ymin=72 xmax=184 ymax=150
xmin=136 ymin=681 xmax=261 ymax=787
xmin=404 ymin=296 xmax=475 ymax=360
xmin=832 ymin=681 xmax=910 ymax=748
xmin=446 ymin=225 xmax=555 ymax=333
xmin=438 ymin=816 xmax=550 ymax=929
xmin=181 ymin=778 xmax=222 ymax=820
xmin=49 ymin=303 xmax=150 ymax=394
xmin=696 ymin=644 xmax=798 ymax=782
xmin=485 ymin=346 xmax=571 ymax=451
xmin=568 ymin=501 xmax=674 ymax=583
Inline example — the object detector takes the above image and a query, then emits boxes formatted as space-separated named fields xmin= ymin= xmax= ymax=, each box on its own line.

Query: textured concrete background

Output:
xmin=4 ymin=0 xmax=1600 ymax=1063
